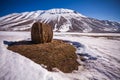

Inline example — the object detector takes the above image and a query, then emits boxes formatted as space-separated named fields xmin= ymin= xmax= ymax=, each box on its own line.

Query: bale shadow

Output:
xmin=62 ymin=40 xmax=97 ymax=61
xmin=3 ymin=40 xmax=33 ymax=46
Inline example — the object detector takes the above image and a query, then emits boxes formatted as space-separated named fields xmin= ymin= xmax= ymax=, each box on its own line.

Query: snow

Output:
xmin=0 ymin=31 xmax=74 ymax=80
xmin=105 ymin=21 xmax=109 ymax=25
xmin=59 ymin=22 xmax=72 ymax=32
xmin=0 ymin=32 xmax=47 ymax=80
xmin=111 ymin=23 xmax=116 ymax=26
xmin=1 ymin=12 xmax=31 ymax=23
xmin=57 ymin=15 xmax=61 ymax=22
xmin=46 ymin=8 xmax=74 ymax=14
xmin=0 ymin=31 xmax=120 ymax=80
xmin=54 ymin=33 xmax=120 ymax=80
xmin=46 ymin=8 xmax=86 ymax=18
xmin=38 ymin=8 xmax=85 ymax=23
xmin=36 ymin=9 xmax=85 ymax=31
xmin=13 ymin=25 xmax=31 ymax=31
xmin=103 ymin=28 xmax=114 ymax=31
xmin=54 ymin=32 xmax=120 ymax=37
xmin=82 ymin=22 xmax=92 ymax=32
xmin=1 ymin=19 xmax=32 ymax=29
xmin=0 ymin=13 xmax=19 ymax=21
xmin=53 ymin=24 xmax=57 ymax=31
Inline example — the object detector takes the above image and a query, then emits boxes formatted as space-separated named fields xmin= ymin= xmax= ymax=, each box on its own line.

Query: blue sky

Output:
xmin=0 ymin=0 xmax=120 ymax=21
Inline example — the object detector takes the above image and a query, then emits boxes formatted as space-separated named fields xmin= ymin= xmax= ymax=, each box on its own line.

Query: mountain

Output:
xmin=0 ymin=8 xmax=120 ymax=33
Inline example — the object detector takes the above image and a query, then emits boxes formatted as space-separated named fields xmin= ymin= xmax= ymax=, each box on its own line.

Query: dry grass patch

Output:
xmin=8 ymin=40 xmax=79 ymax=73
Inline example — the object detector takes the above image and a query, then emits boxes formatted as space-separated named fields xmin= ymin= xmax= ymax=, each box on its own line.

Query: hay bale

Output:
xmin=31 ymin=22 xmax=53 ymax=43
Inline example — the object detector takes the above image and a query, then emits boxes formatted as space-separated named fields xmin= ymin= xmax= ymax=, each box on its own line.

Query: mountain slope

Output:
xmin=0 ymin=8 xmax=120 ymax=32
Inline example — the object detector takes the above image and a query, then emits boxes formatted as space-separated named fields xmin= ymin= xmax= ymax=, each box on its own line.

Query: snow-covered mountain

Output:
xmin=0 ymin=8 xmax=120 ymax=33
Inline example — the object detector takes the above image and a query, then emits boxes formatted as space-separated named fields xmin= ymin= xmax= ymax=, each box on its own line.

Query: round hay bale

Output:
xmin=31 ymin=22 xmax=53 ymax=44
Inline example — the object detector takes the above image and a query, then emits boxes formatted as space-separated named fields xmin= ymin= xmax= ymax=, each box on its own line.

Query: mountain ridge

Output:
xmin=0 ymin=8 xmax=120 ymax=33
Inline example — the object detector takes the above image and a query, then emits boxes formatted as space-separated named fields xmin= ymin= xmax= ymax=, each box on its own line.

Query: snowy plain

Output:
xmin=0 ymin=31 xmax=120 ymax=80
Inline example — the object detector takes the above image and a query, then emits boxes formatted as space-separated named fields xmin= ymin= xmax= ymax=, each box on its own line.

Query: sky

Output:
xmin=0 ymin=0 xmax=120 ymax=21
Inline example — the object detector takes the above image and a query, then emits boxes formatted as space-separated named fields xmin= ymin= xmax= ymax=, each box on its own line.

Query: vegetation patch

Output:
xmin=8 ymin=40 xmax=79 ymax=73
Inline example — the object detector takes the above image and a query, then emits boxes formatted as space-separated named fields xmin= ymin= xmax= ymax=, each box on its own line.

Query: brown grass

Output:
xmin=8 ymin=40 xmax=79 ymax=73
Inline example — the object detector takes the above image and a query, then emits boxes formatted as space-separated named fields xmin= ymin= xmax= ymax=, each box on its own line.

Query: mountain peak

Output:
xmin=44 ymin=8 xmax=86 ymax=17
xmin=46 ymin=8 xmax=74 ymax=14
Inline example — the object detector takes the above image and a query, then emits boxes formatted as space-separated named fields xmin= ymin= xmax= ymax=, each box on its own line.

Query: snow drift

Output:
xmin=0 ymin=31 xmax=120 ymax=80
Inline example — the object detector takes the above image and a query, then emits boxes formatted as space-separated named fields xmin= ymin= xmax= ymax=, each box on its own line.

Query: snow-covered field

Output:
xmin=0 ymin=31 xmax=120 ymax=80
